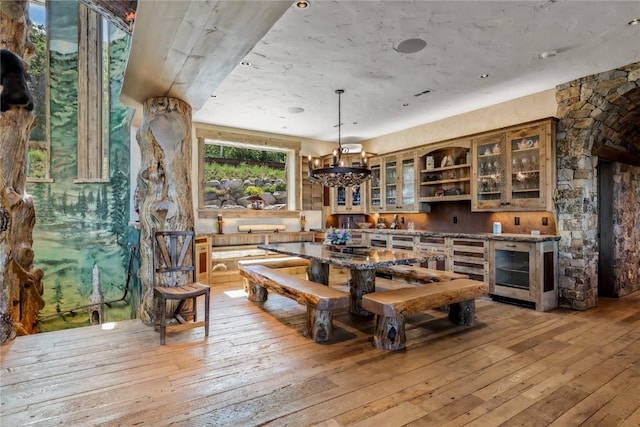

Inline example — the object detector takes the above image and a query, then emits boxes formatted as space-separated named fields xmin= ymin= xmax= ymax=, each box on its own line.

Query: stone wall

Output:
xmin=555 ymin=62 xmax=640 ymax=310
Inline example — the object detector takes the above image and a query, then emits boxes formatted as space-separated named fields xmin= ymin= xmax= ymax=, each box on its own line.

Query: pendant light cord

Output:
xmin=336 ymin=89 xmax=344 ymax=161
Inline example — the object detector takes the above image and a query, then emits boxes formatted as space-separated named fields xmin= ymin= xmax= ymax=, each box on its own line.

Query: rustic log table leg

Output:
xmin=246 ymin=281 xmax=268 ymax=302
xmin=306 ymin=260 xmax=329 ymax=285
xmin=448 ymin=299 xmax=475 ymax=325
xmin=372 ymin=315 xmax=406 ymax=350
xmin=305 ymin=308 xmax=333 ymax=342
xmin=349 ymin=268 xmax=375 ymax=317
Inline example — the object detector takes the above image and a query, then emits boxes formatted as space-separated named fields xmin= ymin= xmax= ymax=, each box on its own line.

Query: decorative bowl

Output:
xmin=356 ymin=222 xmax=373 ymax=229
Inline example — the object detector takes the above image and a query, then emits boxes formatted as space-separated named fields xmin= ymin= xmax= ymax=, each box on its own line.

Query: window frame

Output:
xmin=26 ymin=0 xmax=53 ymax=183
xmin=74 ymin=2 xmax=110 ymax=183
xmin=196 ymin=126 xmax=302 ymax=219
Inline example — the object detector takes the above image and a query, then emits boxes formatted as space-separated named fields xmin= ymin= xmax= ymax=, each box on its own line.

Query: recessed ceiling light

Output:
xmin=287 ymin=107 xmax=304 ymax=114
xmin=296 ymin=0 xmax=310 ymax=9
xmin=479 ymin=74 xmax=489 ymax=79
xmin=393 ymin=38 xmax=427 ymax=54
xmin=240 ymin=61 xmax=251 ymax=67
xmin=629 ymin=18 xmax=640 ymax=26
xmin=539 ymin=50 xmax=558 ymax=59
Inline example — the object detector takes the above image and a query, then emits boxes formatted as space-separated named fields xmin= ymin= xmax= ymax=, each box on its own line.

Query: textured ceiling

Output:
xmin=124 ymin=1 xmax=640 ymax=143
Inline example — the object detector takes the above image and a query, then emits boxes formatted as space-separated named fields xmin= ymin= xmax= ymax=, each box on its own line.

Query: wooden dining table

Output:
xmin=257 ymin=242 xmax=434 ymax=316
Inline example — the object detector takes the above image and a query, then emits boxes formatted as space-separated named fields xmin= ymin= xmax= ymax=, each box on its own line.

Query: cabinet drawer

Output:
xmin=451 ymin=238 xmax=487 ymax=281
xmin=493 ymin=241 xmax=530 ymax=252
xmin=390 ymin=235 xmax=415 ymax=249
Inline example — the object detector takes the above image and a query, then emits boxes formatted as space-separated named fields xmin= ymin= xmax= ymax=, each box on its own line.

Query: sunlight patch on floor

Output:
xmin=224 ymin=289 xmax=248 ymax=298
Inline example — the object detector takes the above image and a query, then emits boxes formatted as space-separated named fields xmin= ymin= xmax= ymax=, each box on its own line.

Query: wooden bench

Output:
xmin=237 ymin=256 xmax=309 ymax=269
xmin=377 ymin=264 xmax=469 ymax=284
xmin=362 ymin=279 xmax=488 ymax=350
xmin=238 ymin=256 xmax=310 ymax=292
xmin=239 ymin=264 xmax=349 ymax=342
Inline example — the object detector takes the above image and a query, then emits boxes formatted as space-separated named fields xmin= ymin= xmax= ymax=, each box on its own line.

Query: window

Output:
xmin=26 ymin=0 xmax=51 ymax=182
xmin=196 ymin=127 xmax=301 ymax=217
xmin=75 ymin=2 xmax=110 ymax=182
xmin=26 ymin=1 xmax=112 ymax=183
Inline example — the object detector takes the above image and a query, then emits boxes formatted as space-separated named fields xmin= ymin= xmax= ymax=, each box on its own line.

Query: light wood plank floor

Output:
xmin=2 ymin=278 xmax=640 ymax=426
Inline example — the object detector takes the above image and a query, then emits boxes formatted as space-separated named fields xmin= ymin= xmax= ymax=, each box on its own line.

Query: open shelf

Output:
xmin=421 ymin=177 xmax=470 ymax=186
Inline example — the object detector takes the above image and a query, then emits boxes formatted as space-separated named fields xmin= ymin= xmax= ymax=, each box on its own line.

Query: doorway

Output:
xmin=597 ymin=160 xmax=616 ymax=297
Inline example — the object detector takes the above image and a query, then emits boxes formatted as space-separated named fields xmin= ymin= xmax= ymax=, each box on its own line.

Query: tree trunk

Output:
xmin=136 ymin=97 xmax=194 ymax=325
xmin=1 ymin=1 xmax=43 ymax=343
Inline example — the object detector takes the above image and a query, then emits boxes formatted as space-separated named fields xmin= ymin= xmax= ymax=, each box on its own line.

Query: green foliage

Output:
xmin=27 ymin=148 xmax=47 ymax=179
xmin=203 ymin=162 xmax=285 ymax=182
xmin=262 ymin=184 xmax=276 ymax=194
xmin=244 ymin=186 xmax=263 ymax=196
xmin=29 ymin=24 xmax=47 ymax=142
xmin=274 ymin=182 xmax=287 ymax=192
xmin=53 ymin=278 xmax=64 ymax=312
xmin=205 ymin=144 xmax=286 ymax=163
xmin=77 ymin=188 xmax=88 ymax=219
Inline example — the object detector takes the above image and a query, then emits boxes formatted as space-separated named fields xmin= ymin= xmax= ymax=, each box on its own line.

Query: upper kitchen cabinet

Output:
xmin=384 ymin=151 xmax=418 ymax=212
xmin=419 ymin=140 xmax=471 ymax=203
xmin=471 ymin=118 xmax=556 ymax=211
xmin=330 ymin=154 xmax=368 ymax=213
xmin=369 ymin=157 xmax=384 ymax=212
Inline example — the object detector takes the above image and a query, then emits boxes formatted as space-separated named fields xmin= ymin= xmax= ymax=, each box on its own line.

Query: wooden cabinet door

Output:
xmin=506 ymin=122 xmax=551 ymax=210
xmin=330 ymin=155 xmax=368 ymax=213
xmin=472 ymin=118 xmax=556 ymax=212
xmin=195 ymin=236 xmax=211 ymax=284
xmin=400 ymin=154 xmax=417 ymax=211
xmin=382 ymin=152 xmax=417 ymax=211
xmin=369 ymin=158 xmax=384 ymax=212
xmin=472 ymin=132 xmax=507 ymax=211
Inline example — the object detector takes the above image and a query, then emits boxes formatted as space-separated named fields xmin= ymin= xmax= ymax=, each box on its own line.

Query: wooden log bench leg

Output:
xmin=239 ymin=265 xmax=350 ymax=344
xmin=447 ymin=299 xmax=476 ymax=326
xmin=305 ymin=307 xmax=333 ymax=342
xmin=246 ymin=281 xmax=268 ymax=302
xmin=307 ymin=260 xmax=329 ymax=285
xmin=372 ymin=314 xmax=406 ymax=351
xmin=349 ymin=268 xmax=375 ymax=317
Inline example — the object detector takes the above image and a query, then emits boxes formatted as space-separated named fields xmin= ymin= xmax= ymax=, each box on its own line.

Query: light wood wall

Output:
xmin=362 ymin=89 xmax=557 ymax=155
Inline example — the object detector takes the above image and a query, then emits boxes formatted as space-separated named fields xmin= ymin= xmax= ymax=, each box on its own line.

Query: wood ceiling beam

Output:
xmin=592 ymin=140 xmax=640 ymax=167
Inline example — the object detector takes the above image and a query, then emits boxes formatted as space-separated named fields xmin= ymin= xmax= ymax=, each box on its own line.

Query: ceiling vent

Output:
xmin=413 ymin=89 xmax=432 ymax=97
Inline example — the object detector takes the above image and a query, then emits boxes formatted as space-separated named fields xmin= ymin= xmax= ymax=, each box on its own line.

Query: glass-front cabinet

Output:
xmin=369 ymin=158 xmax=383 ymax=212
xmin=384 ymin=152 xmax=417 ymax=211
xmin=472 ymin=119 xmax=555 ymax=211
xmin=384 ymin=156 xmax=398 ymax=208
xmin=419 ymin=140 xmax=471 ymax=202
xmin=472 ymin=133 xmax=506 ymax=210
xmin=331 ymin=155 xmax=367 ymax=213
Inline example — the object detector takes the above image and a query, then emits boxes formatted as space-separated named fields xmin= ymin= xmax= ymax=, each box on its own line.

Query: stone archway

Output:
xmin=555 ymin=62 xmax=640 ymax=310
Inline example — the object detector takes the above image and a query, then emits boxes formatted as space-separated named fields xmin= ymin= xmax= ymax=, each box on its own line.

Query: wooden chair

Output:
xmin=153 ymin=230 xmax=210 ymax=345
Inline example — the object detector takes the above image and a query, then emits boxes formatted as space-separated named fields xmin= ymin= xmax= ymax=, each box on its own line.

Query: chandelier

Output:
xmin=308 ymin=89 xmax=371 ymax=187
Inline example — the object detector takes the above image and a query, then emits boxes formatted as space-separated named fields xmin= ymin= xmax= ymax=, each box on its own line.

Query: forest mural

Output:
xmin=27 ymin=1 xmax=134 ymax=332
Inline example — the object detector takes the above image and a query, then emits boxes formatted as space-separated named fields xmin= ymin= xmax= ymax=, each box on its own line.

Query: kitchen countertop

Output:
xmin=353 ymin=228 xmax=560 ymax=242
